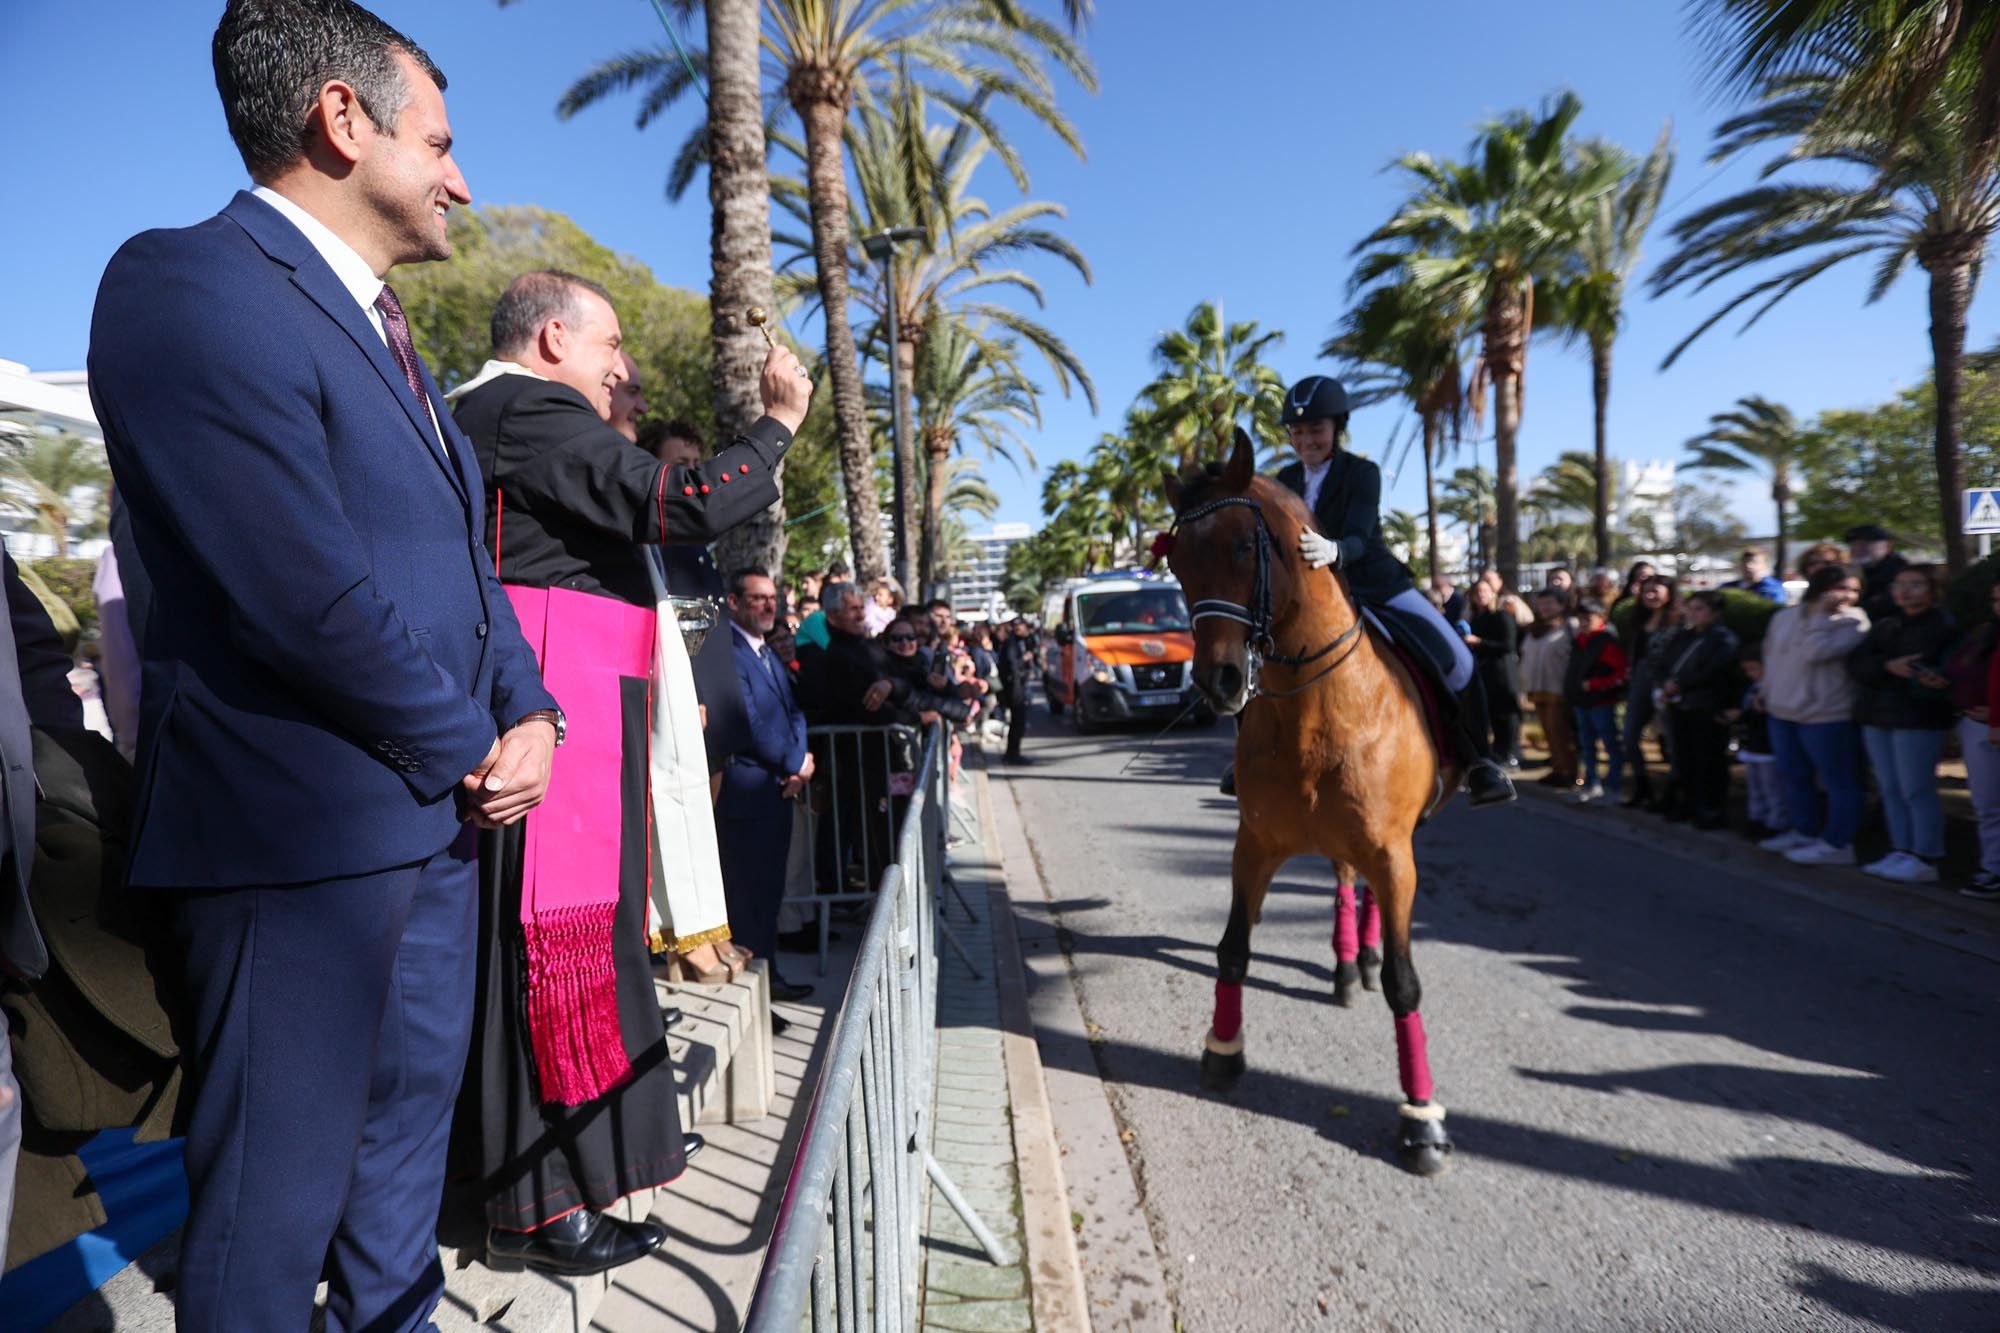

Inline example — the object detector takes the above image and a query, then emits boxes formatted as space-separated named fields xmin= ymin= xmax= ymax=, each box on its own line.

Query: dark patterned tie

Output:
xmin=372 ymin=283 xmax=445 ymax=455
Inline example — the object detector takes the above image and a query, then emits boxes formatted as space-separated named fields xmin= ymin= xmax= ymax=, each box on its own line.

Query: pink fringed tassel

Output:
xmin=1359 ymin=884 xmax=1382 ymax=951
xmin=524 ymin=903 xmax=633 ymax=1107
xmin=1394 ymin=1011 xmax=1433 ymax=1103
xmin=1332 ymin=884 xmax=1359 ymax=963
xmin=1212 ymin=980 xmax=1244 ymax=1043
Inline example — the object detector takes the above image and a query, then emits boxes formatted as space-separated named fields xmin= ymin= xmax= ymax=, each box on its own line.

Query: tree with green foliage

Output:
xmin=1681 ymin=395 xmax=1816 ymax=573
xmin=0 ymin=430 xmax=108 ymax=557
xmin=552 ymin=0 xmax=1095 ymax=585
xmin=1354 ymin=92 xmax=1623 ymax=587
xmin=1651 ymin=58 xmax=2000 ymax=575
xmin=1549 ymin=126 xmax=1675 ymax=568
xmin=1441 ymin=465 xmax=1497 ymax=572
xmin=1136 ymin=300 xmax=1286 ymax=470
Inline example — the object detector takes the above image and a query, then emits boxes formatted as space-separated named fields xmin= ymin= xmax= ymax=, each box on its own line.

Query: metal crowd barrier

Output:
xmin=745 ymin=723 xmax=1004 ymax=1332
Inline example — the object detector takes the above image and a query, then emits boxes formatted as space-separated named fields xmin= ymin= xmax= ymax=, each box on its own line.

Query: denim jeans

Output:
xmin=1767 ymin=717 xmax=1863 ymax=847
xmin=1576 ymin=703 xmax=1623 ymax=795
xmin=1957 ymin=716 xmax=2000 ymax=876
xmin=1863 ymin=725 xmax=1948 ymax=858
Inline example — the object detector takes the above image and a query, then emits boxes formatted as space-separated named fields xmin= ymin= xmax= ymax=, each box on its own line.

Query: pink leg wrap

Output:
xmin=1212 ymin=980 xmax=1244 ymax=1042
xmin=1332 ymin=884 xmax=1359 ymax=963
xmin=1395 ymin=1011 xmax=1434 ymax=1103
xmin=1359 ymin=884 xmax=1382 ymax=951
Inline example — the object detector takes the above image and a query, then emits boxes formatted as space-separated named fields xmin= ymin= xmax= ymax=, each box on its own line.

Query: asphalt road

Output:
xmin=993 ymin=701 xmax=2000 ymax=1333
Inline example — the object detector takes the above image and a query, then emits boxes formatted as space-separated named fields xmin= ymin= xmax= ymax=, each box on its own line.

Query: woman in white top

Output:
xmin=1756 ymin=563 xmax=1871 ymax=865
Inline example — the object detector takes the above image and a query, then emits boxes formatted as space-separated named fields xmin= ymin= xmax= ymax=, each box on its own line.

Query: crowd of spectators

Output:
xmin=1453 ymin=527 xmax=2000 ymax=900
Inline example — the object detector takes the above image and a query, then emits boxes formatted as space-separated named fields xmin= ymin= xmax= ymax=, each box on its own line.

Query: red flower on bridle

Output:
xmin=1147 ymin=530 xmax=1176 ymax=567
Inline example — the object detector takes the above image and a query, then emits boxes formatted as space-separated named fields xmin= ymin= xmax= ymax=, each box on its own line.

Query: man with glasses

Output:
xmin=717 ymin=570 xmax=813 ymax=1001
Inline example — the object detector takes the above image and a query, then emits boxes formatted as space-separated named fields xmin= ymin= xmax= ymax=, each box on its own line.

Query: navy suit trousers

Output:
xmin=168 ymin=835 xmax=478 ymax=1332
xmin=716 ymin=778 xmax=794 ymax=962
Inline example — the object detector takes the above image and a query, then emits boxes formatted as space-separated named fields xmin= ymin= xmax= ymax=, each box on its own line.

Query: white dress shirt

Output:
xmin=251 ymin=185 xmax=448 ymax=456
xmin=1301 ymin=457 xmax=1333 ymax=513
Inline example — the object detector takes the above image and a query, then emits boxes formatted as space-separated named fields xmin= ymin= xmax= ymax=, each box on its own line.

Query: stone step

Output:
xmin=51 ymin=961 xmax=772 ymax=1333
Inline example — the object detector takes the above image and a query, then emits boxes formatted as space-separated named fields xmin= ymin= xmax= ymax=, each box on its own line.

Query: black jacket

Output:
xmin=1661 ymin=623 xmax=1742 ymax=713
xmin=454 ymin=372 xmax=790 ymax=607
xmin=1272 ymin=453 xmax=1413 ymax=606
xmin=996 ymin=634 xmax=1035 ymax=703
xmin=1466 ymin=608 xmax=1520 ymax=700
xmin=799 ymin=626 xmax=923 ymax=729
xmin=1848 ymin=608 xmax=1957 ymax=729
xmin=886 ymin=651 xmax=972 ymax=723
xmin=1861 ymin=552 xmax=1911 ymax=624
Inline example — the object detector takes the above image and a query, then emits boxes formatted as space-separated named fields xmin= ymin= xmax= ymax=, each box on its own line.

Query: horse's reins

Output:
xmin=1171 ymin=495 xmax=1365 ymax=700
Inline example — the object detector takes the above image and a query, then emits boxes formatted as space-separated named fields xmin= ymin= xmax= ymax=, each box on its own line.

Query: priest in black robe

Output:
xmin=446 ymin=269 xmax=811 ymax=1276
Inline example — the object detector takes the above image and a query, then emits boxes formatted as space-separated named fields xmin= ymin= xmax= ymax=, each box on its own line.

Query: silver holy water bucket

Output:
xmin=667 ymin=595 xmax=726 ymax=655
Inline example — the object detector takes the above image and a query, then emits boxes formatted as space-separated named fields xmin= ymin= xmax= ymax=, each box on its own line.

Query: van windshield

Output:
xmin=1077 ymin=588 xmax=1191 ymax=634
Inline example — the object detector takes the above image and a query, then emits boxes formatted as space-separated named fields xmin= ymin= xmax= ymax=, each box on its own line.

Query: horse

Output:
xmin=1162 ymin=429 xmax=1460 ymax=1175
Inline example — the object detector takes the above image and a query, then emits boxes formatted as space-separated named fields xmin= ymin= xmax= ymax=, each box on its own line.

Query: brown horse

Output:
xmin=1163 ymin=430 xmax=1459 ymax=1175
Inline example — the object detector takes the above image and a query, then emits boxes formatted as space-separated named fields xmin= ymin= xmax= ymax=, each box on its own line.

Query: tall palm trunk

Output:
xmin=791 ymin=79 xmax=887 ymax=584
xmin=921 ymin=428 xmax=949 ymax=599
xmin=1590 ymin=332 xmax=1612 ymax=570
xmin=896 ymin=330 xmax=922 ymax=594
xmin=1422 ymin=411 xmax=1441 ymax=578
xmin=1485 ymin=280 xmax=1529 ymax=588
xmin=1772 ymin=470 xmax=1791 ymax=578
xmin=1922 ymin=243 xmax=1978 ymax=576
xmin=706 ymin=0 xmax=783 ymax=576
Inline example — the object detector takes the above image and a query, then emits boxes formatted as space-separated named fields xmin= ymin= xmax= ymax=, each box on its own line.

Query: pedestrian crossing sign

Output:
xmin=1969 ymin=487 xmax=2000 ymax=534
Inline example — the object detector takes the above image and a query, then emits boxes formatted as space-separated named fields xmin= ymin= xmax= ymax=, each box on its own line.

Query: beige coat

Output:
xmin=1761 ymin=603 xmax=1871 ymax=724
xmin=1519 ymin=624 xmax=1574 ymax=696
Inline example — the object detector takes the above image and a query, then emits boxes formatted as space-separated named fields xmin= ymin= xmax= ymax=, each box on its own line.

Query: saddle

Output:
xmin=1357 ymin=604 xmax=1459 ymax=771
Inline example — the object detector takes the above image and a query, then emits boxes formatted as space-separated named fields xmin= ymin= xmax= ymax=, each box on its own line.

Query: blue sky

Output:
xmin=3 ymin=0 xmax=1992 ymax=538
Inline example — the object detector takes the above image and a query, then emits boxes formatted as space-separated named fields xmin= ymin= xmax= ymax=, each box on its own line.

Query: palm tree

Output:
xmin=1550 ymin=126 xmax=1675 ymax=569
xmin=1682 ymin=395 xmax=1815 ymax=573
xmin=1137 ymin=300 xmax=1286 ymax=470
xmin=903 ymin=314 xmax=1041 ymax=591
xmin=1324 ymin=277 xmax=1474 ymax=579
xmin=1382 ymin=508 xmax=1424 ymax=571
xmin=1651 ymin=63 xmax=1999 ymax=575
xmin=1440 ymin=465 xmax=1497 ymax=572
xmin=554 ymin=0 xmax=1094 ymax=584
xmin=0 ymin=430 xmax=109 ymax=556
xmin=1689 ymin=1 xmax=2000 ymax=171
xmin=1353 ymin=92 xmax=1623 ymax=587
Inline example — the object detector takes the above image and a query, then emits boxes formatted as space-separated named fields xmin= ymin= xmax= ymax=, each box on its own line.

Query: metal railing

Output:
xmin=744 ymin=723 xmax=1003 ymax=1332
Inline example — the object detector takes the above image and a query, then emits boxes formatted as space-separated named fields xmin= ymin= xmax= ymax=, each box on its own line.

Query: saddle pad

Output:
xmin=1358 ymin=607 xmax=1456 ymax=765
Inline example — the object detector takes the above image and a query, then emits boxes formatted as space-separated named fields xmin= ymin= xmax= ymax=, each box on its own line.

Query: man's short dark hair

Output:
xmin=490 ymin=270 xmax=615 ymax=357
xmin=213 ymin=0 xmax=446 ymax=181
xmin=924 ymin=597 xmax=952 ymax=614
xmin=728 ymin=567 xmax=773 ymax=598
xmin=1686 ymin=590 xmax=1727 ymax=615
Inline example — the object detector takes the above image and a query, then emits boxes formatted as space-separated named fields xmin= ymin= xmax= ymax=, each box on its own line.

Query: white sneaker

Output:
xmin=1785 ymin=840 xmax=1857 ymax=866
xmin=1862 ymin=852 xmax=1911 ymax=879
xmin=1879 ymin=854 xmax=1940 ymax=884
xmin=1567 ymin=783 xmax=1603 ymax=804
xmin=1759 ymin=830 xmax=1813 ymax=853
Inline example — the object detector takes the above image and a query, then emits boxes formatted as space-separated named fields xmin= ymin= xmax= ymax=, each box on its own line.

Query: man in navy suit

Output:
xmin=716 ymin=570 xmax=814 ymax=1001
xmin=86 ymin=4 xmax=559 ymax=1327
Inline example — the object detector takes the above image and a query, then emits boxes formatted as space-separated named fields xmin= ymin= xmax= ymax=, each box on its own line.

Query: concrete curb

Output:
xmin=985 ymin=761 xmax=1177 ymax=1333
xmin=970 ymin=761 xmax=1092 ymax=1333
xmin=1514 ymin=778 xmax=2000 ymax=965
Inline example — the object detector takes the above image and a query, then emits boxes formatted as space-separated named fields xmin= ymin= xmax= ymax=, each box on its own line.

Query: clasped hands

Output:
xmin=780 ymin=750 xmax=816 ymax=802
xmin=459 ymin=717 xmax=558 ymax=828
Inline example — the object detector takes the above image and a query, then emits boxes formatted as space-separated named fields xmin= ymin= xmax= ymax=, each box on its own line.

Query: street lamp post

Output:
xmin=861 ymin=225 xmax=927 ymax=600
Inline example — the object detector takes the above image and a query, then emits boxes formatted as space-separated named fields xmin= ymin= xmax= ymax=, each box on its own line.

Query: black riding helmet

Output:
xmin=1281 ymin=375 xmax=1349 ymax=426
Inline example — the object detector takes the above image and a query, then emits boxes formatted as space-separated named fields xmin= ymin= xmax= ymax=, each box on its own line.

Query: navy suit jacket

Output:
xmin=87 ymin=191 xmax=557 ymax=888
xmin=720 ymin=628 xmax=807 ymax=812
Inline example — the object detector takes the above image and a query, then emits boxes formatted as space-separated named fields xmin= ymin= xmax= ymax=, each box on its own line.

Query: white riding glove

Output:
xmin=1298 ymin=529 xmax=1341 ymax=570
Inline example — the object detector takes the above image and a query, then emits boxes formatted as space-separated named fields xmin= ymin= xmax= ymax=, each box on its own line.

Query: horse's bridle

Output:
xmin=1171 ymin=494 xmax=1364 ymax=699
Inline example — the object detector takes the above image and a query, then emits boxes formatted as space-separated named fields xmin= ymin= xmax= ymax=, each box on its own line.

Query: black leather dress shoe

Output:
xmin=486 ymin=1209 xmax=666 ymax=1276
xmin=771 ymin=1013 xmax=792 ymax=1036
xmin=683 ymin=1132 xmax=704 ymax=1160
xmin=771 ymin=975 xmax=815 ymax=1002
xmin=665 ymin=1007 xmax=685 ymax=1029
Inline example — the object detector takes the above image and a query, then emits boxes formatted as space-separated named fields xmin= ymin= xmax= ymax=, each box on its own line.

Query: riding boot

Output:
xmin=1453 ymin=678 xmax=1517 ymax=808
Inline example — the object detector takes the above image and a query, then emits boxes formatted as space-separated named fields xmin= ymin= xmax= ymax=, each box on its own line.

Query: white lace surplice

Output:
xmin=644 ymin=550 xmax=732 ymax=950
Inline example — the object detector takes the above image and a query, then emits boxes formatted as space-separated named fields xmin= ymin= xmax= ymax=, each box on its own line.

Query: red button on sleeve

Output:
xmin=699 ymin=484 xmax=710 ymax=494
xmin=739 ymin=464 xmax=750 ymax=474
xmin=683 ymin=485 xmax=695 ymax=496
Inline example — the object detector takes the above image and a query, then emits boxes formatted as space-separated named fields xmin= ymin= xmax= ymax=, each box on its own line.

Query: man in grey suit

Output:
xmin=0 ymin=543 xmax=89 ymax=1261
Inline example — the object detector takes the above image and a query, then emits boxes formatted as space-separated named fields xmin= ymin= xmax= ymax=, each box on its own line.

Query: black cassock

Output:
xmin=447 ymin=368 xmax=789 ymax=1230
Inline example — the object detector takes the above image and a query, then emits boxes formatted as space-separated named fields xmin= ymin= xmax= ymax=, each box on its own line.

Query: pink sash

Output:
xmin=505 ymin=584 xmax=656 ymax=1106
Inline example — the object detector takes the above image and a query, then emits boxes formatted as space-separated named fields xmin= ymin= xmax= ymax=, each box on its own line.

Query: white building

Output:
xmin=0 ymin=359 xmax=108 ymax=560
xmin=950 ymin=521 xmax=1034 ymax=619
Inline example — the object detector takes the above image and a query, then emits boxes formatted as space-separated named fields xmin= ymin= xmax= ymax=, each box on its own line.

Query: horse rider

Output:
xmin=1259 ymin=374 xmax=1516 ymax=807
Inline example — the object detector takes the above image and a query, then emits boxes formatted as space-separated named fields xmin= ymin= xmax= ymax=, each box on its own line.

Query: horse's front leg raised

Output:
xmin=1201 ymin=833 xmax=1283 ymax=1092
xmin=1359 ymin=841 xmax=1452 ymax=1176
